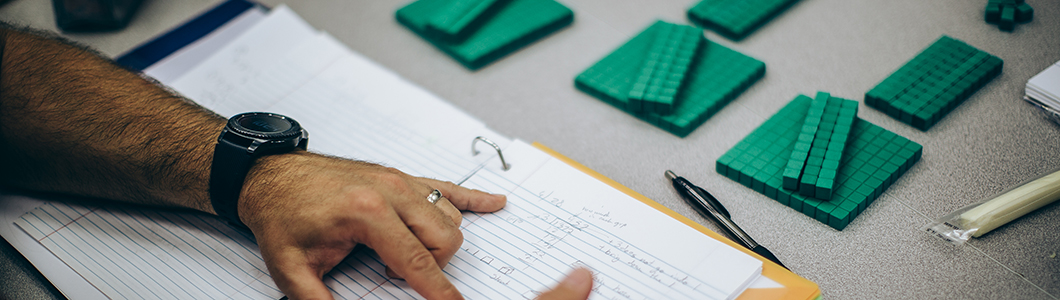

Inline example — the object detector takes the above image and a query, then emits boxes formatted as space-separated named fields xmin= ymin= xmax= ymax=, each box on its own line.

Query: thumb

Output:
xmin=536 ymin=268 xmax=593 ymax=300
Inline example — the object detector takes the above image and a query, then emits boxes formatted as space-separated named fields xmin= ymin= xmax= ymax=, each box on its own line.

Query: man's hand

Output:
xmin=237 ymin=151 xmax=506 ymax=300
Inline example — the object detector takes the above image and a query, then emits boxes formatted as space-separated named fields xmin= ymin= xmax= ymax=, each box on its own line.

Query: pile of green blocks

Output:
xmin=687 ymin=0 xmax=800 ymax=40
xmin=782 ymin=92 xmax=858 ymax=200
xmin=575 ymin=21 xmax=765 ymax=137
xmin=396 ymin=0 xmax=573 ymax=70
xmin=718 ymin=95 xmax=922 ymax=230
xmin=985 ymin=0 xmax=1033 ymax=31
xmin=865 ymin=35 xmax=1003 ymax=131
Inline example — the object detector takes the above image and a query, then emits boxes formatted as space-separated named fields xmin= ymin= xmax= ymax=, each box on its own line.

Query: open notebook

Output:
xmin=6 ymin=3 xmax=818 ymax=299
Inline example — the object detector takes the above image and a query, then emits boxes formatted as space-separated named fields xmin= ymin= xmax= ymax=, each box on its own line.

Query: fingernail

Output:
xmin=560 ymin=268 xmax=591 ymax=289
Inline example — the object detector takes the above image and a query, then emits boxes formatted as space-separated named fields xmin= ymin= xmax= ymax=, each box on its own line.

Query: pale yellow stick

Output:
xmin=960 ymin=169 xmax=1060 ymax=237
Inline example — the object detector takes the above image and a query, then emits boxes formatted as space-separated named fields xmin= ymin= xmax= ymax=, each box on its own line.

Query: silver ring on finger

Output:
xmin=426 ymin=189 xmax=443 ymax=205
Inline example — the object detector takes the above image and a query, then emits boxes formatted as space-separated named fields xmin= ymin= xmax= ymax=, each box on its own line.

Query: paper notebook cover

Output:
xmin=531 ymin=142 xmax=821 ymax=300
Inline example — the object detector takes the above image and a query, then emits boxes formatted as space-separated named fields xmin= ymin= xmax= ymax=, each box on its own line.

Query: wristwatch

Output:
xmin=210 ymin=112 xmax=308 ymax=226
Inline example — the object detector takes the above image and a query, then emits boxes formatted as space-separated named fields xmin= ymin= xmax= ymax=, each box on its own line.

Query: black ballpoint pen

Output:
xmin=666 ymin=170 xmax=788 ymax=270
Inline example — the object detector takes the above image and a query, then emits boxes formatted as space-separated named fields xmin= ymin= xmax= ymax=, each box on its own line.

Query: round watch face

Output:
xmin=228 ymin=112 xmax=303 ymax=139
xmin=238 ymin=115 xmax=292 ymax=133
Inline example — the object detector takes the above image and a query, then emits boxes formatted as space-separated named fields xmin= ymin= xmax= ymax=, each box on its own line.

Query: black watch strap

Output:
xmin=209 ymin=137 xmax=255 ymax=226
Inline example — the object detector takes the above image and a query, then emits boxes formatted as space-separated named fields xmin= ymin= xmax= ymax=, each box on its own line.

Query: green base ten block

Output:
xmin=397 ymin=0 xmax=573 ymax=70
xmin=687 ymin=0 xmax=800 ymax=40
xmin=627 ymin=22 xmax=703 ymax=115
xmin=718 ymin=95 xmax=921 ymax=230
xmin=425 ymin=0 xmax=512 ymax=42
xmin=575 ymin=21 xmax=764 ymax=137
xmin=783 ymin=92 xmax=828 ymax=192
xmin=784 ymin=92 xmax=858 ymax=200
xmin=865 ymin=35 xmax=1002 ymax=131
xmin=985 ymin=0 xmax=1032 ymax=32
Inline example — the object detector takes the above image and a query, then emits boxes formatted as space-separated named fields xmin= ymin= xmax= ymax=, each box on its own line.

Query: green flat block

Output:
xmin=425 ymin=0 xmax=511 ymax=41
xmin=575 ymin=21 xmax=765 ymax=137
xmin=864 ymin=35 xmax=1002 ymax=131
xmin=628 ymin=22 xmax=703 ymax=114
xmin=397 ymin=0 xmax=573 ymax=70
xmin=687 ymin=0 xmax=800 ymax=40
xmin=717 ymin=94 xmax=922 ymax=230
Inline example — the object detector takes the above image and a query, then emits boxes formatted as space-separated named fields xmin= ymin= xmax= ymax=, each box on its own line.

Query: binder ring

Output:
xmin=472 ymin=136 xmax=510 ymax=171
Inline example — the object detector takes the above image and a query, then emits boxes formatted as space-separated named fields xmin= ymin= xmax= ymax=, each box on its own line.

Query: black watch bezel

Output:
xmin=227 ymin=112 xmax=305 ymax=141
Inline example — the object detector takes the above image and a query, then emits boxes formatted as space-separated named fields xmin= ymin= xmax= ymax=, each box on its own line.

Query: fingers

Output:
xmin=393 ymin=186 xmax=463 ymax=268
xmin=536 ymin=268 xmax=594 ymax=300
xmin=422 ymin=179 xmax=506 ymax=212
xmin=260 ymin=244 xmax=335 ymax=300
xmin=434 ymin=197 xmax=463 ymax=227
xmin=366 ymin=209 xmax=463 ymax=300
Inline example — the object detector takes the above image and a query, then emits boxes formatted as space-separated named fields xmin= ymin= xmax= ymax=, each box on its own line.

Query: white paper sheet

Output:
xmin=142 ymin=7 xmax=267 ymax=83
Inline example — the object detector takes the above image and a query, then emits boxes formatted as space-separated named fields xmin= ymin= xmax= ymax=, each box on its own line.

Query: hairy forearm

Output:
xmin=0 ymin=25 xmax=224 ymax=212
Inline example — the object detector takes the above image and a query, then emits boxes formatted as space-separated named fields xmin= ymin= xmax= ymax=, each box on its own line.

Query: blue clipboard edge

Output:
xmin=114 ymin=0 xmax=258 ymax=71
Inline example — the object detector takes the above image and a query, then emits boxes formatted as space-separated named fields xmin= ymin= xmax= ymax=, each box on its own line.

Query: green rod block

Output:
xmin=628 ymin=22 xmax=704 ymax=115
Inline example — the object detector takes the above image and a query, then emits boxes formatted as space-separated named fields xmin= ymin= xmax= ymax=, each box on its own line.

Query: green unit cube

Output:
xmin=575 ymin=21 xmax=765 ymax=137
xmin=985 ymin=3 xmax=1001 ymax=22
xmin=864 ymin=36 xmax=1002 ymax=131
xmin=999 ymin=5 xmax=1016 ymax=31
xmin=1015 ymin=3 xmax=1033 ymax=22
xmin=716 ymin=94 xmax=921 ymax=230
xmin=425 ymin=0 xmax=511 ymax=41
xmin=627 ymin=22 xmax=704 ymax=114
xmin=687 ymin=0 xmax=801 ymax=40
xmin=397 ymin=0 xmax=573 ymax=70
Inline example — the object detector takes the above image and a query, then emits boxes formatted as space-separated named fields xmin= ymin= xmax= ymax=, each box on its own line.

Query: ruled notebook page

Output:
xmin=15 ymin=141 xmax=763 ymax=300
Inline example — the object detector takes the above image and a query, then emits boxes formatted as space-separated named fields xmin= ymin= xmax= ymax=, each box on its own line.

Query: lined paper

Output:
xmin=14 ymin=6 xmax=763 ymax=300
xmin=15 ymin=140 xmax=762 ymax=300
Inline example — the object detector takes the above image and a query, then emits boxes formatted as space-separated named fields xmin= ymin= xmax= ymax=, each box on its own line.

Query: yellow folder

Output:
xmin=534 ymin=142 xmax=821 ymax=300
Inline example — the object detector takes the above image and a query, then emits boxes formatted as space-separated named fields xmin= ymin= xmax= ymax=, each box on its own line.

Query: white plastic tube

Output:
xmin=925 ymin=169 xmax=1060 ymax=244
xmin=959 ymin=169 xmax=1060 ymax=237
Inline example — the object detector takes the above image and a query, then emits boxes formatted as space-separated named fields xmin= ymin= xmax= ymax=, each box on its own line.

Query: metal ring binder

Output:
xmin=472 ymin=136 xmax=510 ymax=171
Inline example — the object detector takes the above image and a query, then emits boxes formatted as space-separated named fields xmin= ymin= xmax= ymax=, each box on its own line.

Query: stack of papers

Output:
xmin=1025 ymin=60 xmax=1060 ymax=124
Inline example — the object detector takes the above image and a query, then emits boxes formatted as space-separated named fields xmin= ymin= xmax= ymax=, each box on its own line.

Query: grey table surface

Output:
xmin=2 ymin=0 xmax=1059 ymax=299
